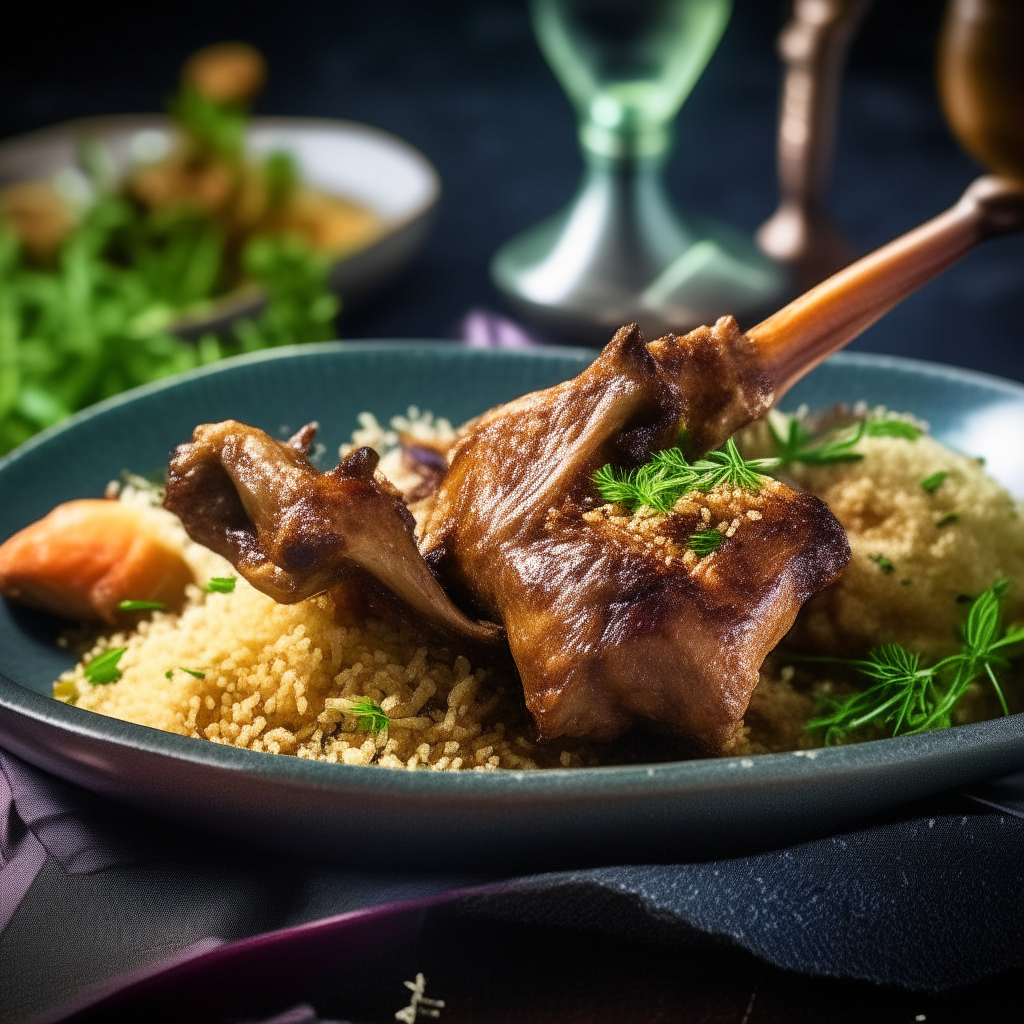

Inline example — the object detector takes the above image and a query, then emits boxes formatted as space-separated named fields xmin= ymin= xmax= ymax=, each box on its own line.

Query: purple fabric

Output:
xmin=0 ymin=757 xmax=47 ymax=932
xmin=0 ymin=750 xmax=158 ymax=876
xmin=244 ymin=1006 xmax=324 ymax=1024
xmin=0 ymin=749 xmax=167 ymax=939
xmin=459 ymin=308 xmax=538 ymax=348
xmin=27 ymin=891 xmax=483 ymax=1024
xmin=243 ymin=1006 xmax=320 ymax=1024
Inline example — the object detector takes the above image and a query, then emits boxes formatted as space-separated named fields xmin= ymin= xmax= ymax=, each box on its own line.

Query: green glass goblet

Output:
xmin=492 ymin=0 xmax=785 ymax=342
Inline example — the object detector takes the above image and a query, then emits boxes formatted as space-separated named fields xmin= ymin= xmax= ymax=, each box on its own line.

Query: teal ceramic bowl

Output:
xmin=2 ymin=342 xmax=1023 ymax=869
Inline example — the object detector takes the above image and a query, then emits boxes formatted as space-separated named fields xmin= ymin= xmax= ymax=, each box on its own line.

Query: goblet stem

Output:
xmin=756 ymin=0 xmax=871 ymax=290
xmin=492 ymin=0 xmax=785 ymax=341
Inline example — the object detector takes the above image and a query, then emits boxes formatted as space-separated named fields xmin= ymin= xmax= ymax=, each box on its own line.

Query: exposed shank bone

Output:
xmin=418 ymin=322 xmax=850 ymax=748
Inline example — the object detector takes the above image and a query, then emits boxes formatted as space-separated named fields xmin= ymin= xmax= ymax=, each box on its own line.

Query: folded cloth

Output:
xmin=456 ymin=801 xmax=1024 ymax=991
xmin=0 ymin=750 xmax=167 ymax=875
xmin=4 ymin=745 xmax=1024 ymax=1024
xmin=0 ymin=755 xmax=46 ymax=933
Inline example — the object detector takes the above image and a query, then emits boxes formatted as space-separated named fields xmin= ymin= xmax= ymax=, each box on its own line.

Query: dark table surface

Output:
xmin=3 ymin=2 xmax=1024 ymax=1021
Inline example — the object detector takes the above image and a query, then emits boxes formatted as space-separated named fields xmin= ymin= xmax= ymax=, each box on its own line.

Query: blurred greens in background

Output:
xmin=0 ymin=187 xmax=339 ymax=455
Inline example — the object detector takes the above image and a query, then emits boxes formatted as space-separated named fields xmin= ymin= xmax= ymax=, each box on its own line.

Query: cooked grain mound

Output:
xmin=58 ymin=485 xmax=582 ymax=771
xmin=64 ymin=569 xmax=585 ymax=770
xmin=63 ymin=572 xmax=583 ymax=769
xmin=784 ymin=433 xmax=1024 ymax=660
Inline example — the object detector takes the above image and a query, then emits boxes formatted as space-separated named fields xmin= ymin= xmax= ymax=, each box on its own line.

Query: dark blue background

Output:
xmin=3 ymin=0 xmax=1022 ymax=377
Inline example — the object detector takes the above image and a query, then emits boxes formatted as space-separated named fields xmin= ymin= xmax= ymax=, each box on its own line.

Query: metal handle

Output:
xmin=756 ymin=0 xmax=871 ymax=289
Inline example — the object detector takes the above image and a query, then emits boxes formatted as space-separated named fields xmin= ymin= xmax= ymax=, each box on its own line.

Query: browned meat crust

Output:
xmin=419 ymin=322 xmax=849 ymax=749
xmin=163 ymin=420 xmax=499 ymax=645
xmin=647 ymin=314 xmax=776 ymax=455
xmin=162 ymin=320 xmax=849 ymax=750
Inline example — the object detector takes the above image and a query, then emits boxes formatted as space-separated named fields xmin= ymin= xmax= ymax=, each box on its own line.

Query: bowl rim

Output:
xmin=3 ymin=340 xmax=1024 ymax=801
xmin=0 ymin=112 xmax=442 ymax=227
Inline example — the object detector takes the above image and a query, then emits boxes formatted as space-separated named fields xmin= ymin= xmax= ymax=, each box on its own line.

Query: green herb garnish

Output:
xmin=203 ymin=577 xmax=237 ymax=593
xmin=864 ymin=419 xmax=923 ymax=440
xmin=84 ymin=647 xmax=127 ymax=685
xmin=765 ymin=411 xmax=921 ymax=469
xmin=338 ymin=697 xmax=390 ymax=738
xmin=594 ymin=438 xmax=776 ymax=513
xmin=938 ymin=511 xmax=960 ymax=527
xmin=165 ymin=667 xmax=205 ymax=679
xmin=118 ymin=599 xmax=166 ymax=612
xmin=921 ymin=471 xmax=948 ymax=493
xmin=593 ymin=409 xmax=925 ymax=515
xmin=689 ymin=529 xmax=723 ymax=557
xmin=766 ymin=411 xmax=866 ymax=466
xmin=806 ymin=582 xmax=1024 ymax=744
xmin=869 ymin=554 xmax=894 ymax=574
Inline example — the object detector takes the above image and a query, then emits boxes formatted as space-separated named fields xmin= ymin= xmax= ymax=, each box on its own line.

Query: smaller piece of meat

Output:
xmin=163 ymin=420 xmax=499 ymax=645
xmin=0 ymin=499 xmax=194 ymax=623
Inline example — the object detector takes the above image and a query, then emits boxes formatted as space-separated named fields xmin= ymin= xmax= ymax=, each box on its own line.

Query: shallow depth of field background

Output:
xmin=2 ymin=0 xmax=1022 ymax=375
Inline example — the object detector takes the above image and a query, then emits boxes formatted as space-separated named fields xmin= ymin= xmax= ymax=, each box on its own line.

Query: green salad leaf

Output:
xmin=0 ymin=202 xmax=339 ymax=454
xmin=84 ymin=647 xmax=127 ymax=685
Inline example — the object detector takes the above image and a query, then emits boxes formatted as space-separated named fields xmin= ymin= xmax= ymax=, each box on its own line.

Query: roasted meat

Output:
xmin=419 ymin=321 xmax=849 ymax=749
xmin=163 ymin=419 xmax=499 ymax=645
xmin=163 ymin=319 xmax=849 ymax=751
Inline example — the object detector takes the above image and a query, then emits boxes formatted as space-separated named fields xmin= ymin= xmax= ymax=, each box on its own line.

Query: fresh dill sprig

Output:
xmin=869 ymin=554 xmax=895 ymax=574
xmin=203 ymin=577 xmax=237 ymax=593
xmin=338 ymin=697 xmax=390 ymax=738
xmin=809 ymin=644 xmax=936 ymax=744
xmin=688 ymin=529 xmax=723 ymax=557
xmin=806 ymin=582 xmax=1024 ymax=744
xmin=594 ymin=409 xmax=924 ymax=514
xmin=84 ymin=647 xmax=126 ymax=685
xmin=921 ymin=471 xmax=948 ymax=493
xmin=594 ymin=439 xmax=777 ymax=513
xmin=766 ymin=411 xmax=922 ymax=469
xmin=118 ymin=599 xmax=166 ymax=612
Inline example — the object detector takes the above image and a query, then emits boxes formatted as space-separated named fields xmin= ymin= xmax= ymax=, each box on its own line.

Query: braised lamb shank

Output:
xmin=165 ymin=318 xmax=848 ymax=752
xmin=416 ymin=320 xmax=847 ymax=748
xmin=165 ymin=175 xmax=1024 ymax=751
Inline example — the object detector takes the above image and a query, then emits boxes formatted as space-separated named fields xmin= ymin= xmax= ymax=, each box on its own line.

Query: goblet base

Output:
xmin=492 ymin=168 xmax=787 ymax=344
